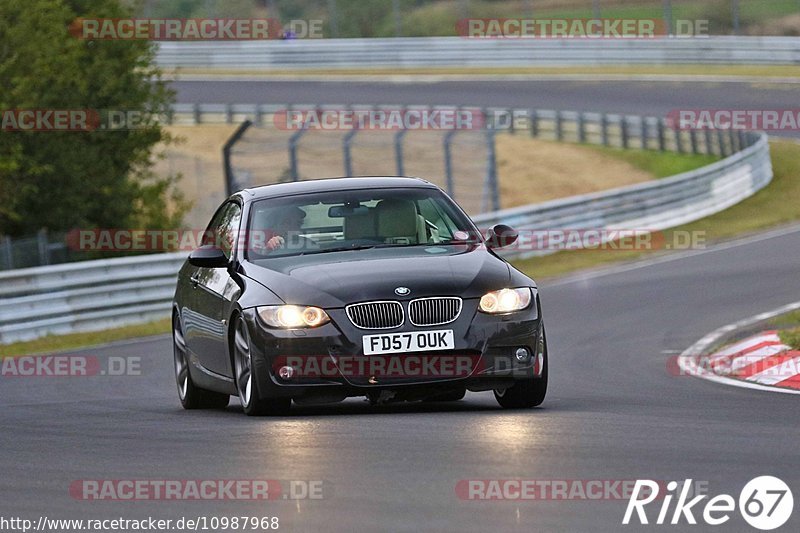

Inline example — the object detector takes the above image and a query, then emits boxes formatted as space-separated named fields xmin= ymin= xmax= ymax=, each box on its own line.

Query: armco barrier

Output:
xmin=0 ymin=127 xmax=772 ymax=345
xmin=155 ymin=36 xmax=800 ymax=70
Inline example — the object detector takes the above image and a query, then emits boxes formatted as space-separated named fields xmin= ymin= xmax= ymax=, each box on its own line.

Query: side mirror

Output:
xmin=485 ymin=224 xmax=518 ymax=250
xmin=188 ymin=245 xmax=229 ymax=268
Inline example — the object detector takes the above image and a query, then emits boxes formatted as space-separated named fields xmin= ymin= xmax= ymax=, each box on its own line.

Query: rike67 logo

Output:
xmin=623 ymin=477 xmax=793 ymax=530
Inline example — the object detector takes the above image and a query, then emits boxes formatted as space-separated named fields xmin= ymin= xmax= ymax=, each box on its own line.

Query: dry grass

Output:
xmin=495 ymin=134 xmax=653 ymax=207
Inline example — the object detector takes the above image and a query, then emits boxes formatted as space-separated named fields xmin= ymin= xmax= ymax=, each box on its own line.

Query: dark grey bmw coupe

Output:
xmin=172 ymin=177 xmax=547 ymax=416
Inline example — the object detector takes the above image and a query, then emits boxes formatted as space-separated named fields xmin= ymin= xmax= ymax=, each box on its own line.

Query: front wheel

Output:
xmin=494 ymin=325 xmax=548 ymax=409
xmin=173 ymin=313 xmax=229 ymax=410
xmin=233 ymin=316 xmax=291 ymax=416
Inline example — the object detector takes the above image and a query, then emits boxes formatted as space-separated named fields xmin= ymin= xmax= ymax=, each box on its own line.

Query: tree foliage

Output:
xmin=0 ymin=0 xmax=188 ymax=237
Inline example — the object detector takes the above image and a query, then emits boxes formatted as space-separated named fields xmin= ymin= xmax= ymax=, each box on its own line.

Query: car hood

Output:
xmin=240 ymin=244 xmax=512 ymax=308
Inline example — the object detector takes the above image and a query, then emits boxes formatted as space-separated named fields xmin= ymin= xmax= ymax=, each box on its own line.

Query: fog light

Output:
xmin=278 ymin=366 xmax=295 ymax=379
xmin=514 ymin=347 xmax=530 ymax=363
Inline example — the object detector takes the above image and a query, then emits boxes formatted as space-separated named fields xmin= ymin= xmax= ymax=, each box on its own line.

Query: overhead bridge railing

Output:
xmin=156 ymin=36 xmax=800 ymax=70
xmin=0 ymin=109 xmax=773 ymax=344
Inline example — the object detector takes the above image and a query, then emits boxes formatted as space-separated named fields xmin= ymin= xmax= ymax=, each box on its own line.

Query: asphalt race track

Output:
xmin=171 ymin=78 xmax=800 ymax=138
xmin=4 ymin=225 xmax=800 ymax=532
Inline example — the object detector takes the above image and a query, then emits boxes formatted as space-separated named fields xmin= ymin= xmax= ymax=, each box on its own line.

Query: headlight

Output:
xmin=479 ymin=288 xmax=533 ymax=314
xmin=257 ymin=305 xmax=330 ymax=328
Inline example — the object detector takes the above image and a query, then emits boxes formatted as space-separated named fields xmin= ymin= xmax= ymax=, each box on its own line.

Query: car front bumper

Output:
xmin=243 ymin=298 xmax=544 ymax=400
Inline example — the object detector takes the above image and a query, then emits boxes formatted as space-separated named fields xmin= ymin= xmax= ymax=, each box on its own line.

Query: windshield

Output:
xmin=245 ymin=187 xmax=475 ymax=259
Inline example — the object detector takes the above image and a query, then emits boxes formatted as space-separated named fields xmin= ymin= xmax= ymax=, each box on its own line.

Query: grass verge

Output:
xmin=770 ymin=310 xmax=800 ymax=349
xmin=513 ymin=139 xmax=800 ymax=279
xmin=1 ymin=318 xmax=171 ymax=358
xmin=586 ymin=146 xmax=720 ymax=178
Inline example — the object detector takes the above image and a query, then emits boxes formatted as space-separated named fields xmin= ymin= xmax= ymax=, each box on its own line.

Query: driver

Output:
xmin=252 ymin=205 xmax=306 ymax=254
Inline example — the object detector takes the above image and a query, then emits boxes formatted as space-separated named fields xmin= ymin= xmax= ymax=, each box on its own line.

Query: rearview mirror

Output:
xmin=484 ymin=224 xmax=518 ymax=250
xmin=188 ymin=245 xmax=229 ymax=268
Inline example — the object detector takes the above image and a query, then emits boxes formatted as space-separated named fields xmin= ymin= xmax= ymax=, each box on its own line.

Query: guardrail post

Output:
xmin=578 ymin=112 xmax=586 ymax=143
xmin=37 ymin=229 xmax=49 ymax=266
xmin=394 ymin=129 xmax=408 ymax=176
xmin=640 ymin=117 xmax=648 ymax=150
xmin=2 ymin=236 xmax=12 ymax=270
xmin=620 ymin=117 xmax=629 ymax=149
xmin=443 ymin=130 xmax=457 ymax=197
xmin=555 ymin=110 xmax=564 ymax=141
xmin=657 ymin=119 xmax=666 ymax=151
xmin=717 ymin=129 xmax=728 ymax=157
xmin=702 ymin=128 xmax=712 ymax=155
xmin=601 ymin=114 xmax=609 ymax=146
xmin=676 ymin=129 xmax=685 ymax=154
xmin=529 ymin=109 xmax=539 ymax=137
xmin=688 ymin=129 xmax=697 ymax=154
xmin=222 ymin=119 xmax=253 ymax=196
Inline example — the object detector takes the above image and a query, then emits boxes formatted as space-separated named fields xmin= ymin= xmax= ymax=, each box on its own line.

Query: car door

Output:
xmin=186 ymin=201 xmax=242 ymax=377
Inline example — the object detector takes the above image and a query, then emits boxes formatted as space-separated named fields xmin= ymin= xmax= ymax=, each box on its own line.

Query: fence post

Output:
xmin=443 ymin=130 xmax=457 ymax=197
xmin=601 ymin=113 xmax=609 ymax=146
xmin=222 ymin=119 xmax=253 ymax=196
xmin=555 ymin=110 xmax=564 ymax=141
xmin=620 ymin=117 xmax=629 ymax=149
xmin=225 ymin=103 xmax=233 ymax=124
xmin=738 ymin=130 xmax=747 ymax=149
xmin=193 ymin=103 xmax=201 ymax=125
xmin=529 ymin=109 xmax=539 ymax=137
xmin=640 ymin=116 xmax=648 ymax=150
xmin=483 ymin=130 xmax=500 ymax=212
xmin=676 ymin=128 xmax=685 ymax=154
xmin=254 ymin=104 xmax=263 ymax=127
xmin=688 ymin=129 xmax=697 ymax=154
xmin=577 ymin=112 xmax=586 ymax=143
xmin=729 ymin=128 xmax=738 ymax=152
xmin=657 ymin=119 xmax=666 ymax=151
xmin=394 ymin=129 xmax=408 ymax=176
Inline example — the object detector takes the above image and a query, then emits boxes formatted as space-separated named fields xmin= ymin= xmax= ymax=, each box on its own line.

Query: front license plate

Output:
xmin=362 ymin=330 xmax=455 ymax=355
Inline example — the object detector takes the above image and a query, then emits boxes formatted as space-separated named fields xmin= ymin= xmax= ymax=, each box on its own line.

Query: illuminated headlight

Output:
xmin=479 ymin=288 xmax=533 ymax=314
xmin=257 ymin=305 xmax=330 ymax=328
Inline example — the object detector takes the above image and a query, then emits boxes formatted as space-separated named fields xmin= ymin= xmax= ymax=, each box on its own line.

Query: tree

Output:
xmin=0 ymin=0 xmax=188 ymax=238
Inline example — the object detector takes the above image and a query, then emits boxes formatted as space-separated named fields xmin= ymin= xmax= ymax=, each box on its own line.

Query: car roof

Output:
xmin=239 ymin=176 xmax=439 ymax=201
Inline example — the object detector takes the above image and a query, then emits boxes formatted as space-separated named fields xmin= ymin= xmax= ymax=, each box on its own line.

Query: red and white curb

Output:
xmin=678 ymin=301 xmax=800 ymax=395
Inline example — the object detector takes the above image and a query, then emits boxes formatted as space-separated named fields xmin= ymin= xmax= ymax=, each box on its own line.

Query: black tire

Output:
xmin=494 ymin=325 xmax=548 ymax=409
xmin=424 ymin=388 xmax=467 ymax=402
xmin=173 ymin=313 xmax=230 ymax=410
xmin=233 ymin=316 xmax=291 ymax=416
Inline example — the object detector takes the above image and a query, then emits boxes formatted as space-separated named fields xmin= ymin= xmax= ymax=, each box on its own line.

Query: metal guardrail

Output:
xmin=0 ymin=114 xmax=773 ymax=344
xmin=156 ymin=36 xmax=800 ymax=70
xmin=475 ymin=131 xmax=772 ymax=259
xmin=0 ymin=253 xmax=185 ymax=344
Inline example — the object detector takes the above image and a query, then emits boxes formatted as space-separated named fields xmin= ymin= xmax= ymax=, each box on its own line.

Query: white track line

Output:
xmin=677 ymin=301 xmax=800 ymax=395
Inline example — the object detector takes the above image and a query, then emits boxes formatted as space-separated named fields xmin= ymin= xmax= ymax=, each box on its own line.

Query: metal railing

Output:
xmin=156 ymin=36 xmax=800 ymax=70
xmin=0 ymin=115 xmax=773 ymax=344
